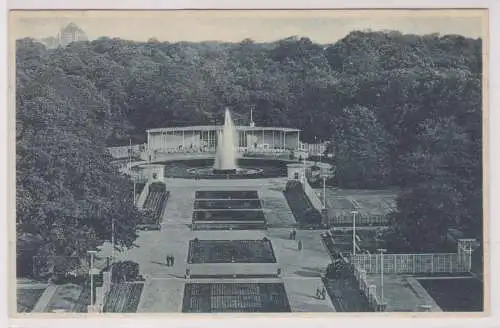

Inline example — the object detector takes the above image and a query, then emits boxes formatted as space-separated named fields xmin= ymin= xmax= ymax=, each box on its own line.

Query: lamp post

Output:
xmin=322 ymin=176 xmax=327 ymax=210
xmin=466 ymin=243 xmax=473 ymax=272
xmin=87 ymin=250 xmax=98 ymax=307
xmin=111 ymin=218 xmax=115 ymax=264
xmin=133 ymin=174 xmax=137 ymax=204
xmin=351 ymin=210 xmax=358 ymax=255
xmin=377 ymin=248 xmax=387 ymax=306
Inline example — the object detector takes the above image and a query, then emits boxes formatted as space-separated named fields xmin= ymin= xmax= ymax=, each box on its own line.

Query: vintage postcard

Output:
xmin=9 ymin=8 xmax=488 ymax=317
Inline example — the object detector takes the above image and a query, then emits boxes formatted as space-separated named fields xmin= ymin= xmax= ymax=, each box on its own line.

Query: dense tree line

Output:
xmin=16 ymin=30 xmax=482 ymax=260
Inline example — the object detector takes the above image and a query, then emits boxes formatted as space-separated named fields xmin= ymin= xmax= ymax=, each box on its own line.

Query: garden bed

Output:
xmin=283 ymin=181 xmax=322 ymax=227
xmin=187 ymin=239 xmax=276 ymax=263
xmin=195 ymin=190 xmax=259 ymax=200
xmin=192 ymin=209 xmax=265 ymax=222
xmin=182 ymin=282 xmax=291 ymax=313
xmin=194 ymin=199 xmax=262 ymax=210
xmin=103 ymin=282 xmax=144 ymax=313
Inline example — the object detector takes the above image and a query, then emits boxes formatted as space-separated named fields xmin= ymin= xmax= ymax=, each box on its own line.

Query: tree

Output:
xmin=333 ymin=105 xmax=392 ymax=188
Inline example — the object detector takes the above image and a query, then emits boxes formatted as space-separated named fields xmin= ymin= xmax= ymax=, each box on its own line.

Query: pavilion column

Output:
xmin=262 ymin=129 xmax=265 ymax=148
xmin=283 ymin=131 xmax=286 ymax=150
xmin=182 ymin=130 xmax=185 ymax=149
xmin=272 ymin=130 xmax=275 ymax=149
xmin=297 ymin=131 xmax=300 ymax=150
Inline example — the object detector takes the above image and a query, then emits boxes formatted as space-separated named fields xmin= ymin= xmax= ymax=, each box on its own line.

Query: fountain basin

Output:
xmin=212 ymin=168 xmax=238 ymax=174
xmin=188 ymin=166 xmax=264 ymax=178
xmin=159 ymin=158 xmax=291 ymax=179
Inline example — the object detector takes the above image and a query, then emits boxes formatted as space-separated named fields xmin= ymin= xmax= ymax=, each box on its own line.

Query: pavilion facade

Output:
xmin=146 ymin=125 xmax=301 ymax=152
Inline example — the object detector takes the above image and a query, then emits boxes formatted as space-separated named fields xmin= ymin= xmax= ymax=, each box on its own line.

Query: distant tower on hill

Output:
xmin=59 ymin=23 xmax=88 ymax=47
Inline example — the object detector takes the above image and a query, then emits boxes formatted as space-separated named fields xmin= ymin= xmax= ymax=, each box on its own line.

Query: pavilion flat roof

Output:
xmin=147 ymin=125 xmax=301 ymax=133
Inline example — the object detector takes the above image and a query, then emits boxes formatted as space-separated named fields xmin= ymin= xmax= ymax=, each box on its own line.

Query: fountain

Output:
xmin=213 ymin=108 xmax=238 ymax=174
xmin=169 ymin=108 xmax=278 ymax=179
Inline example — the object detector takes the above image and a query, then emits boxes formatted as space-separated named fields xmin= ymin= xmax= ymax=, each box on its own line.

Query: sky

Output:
xmin=10 ymin=10 xmax=486 ymax=44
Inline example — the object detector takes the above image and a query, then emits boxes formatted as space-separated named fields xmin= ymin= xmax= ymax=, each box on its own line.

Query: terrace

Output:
xmin=191 ymin=190 xmax=267 ymax=230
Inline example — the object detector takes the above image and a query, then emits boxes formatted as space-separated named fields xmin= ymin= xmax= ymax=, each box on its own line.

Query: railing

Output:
xmin=107 ymin=144 xmax=144 ymax=159
xmin=352 ymin=265 xmax=386 ymax=311
xmin=351 ymin=253 xmax=469 ymax=274
xmin=326 ymin=214 xmax=389 ymax=227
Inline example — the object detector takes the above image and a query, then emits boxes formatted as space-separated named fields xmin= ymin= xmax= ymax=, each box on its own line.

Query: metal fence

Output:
xmin=107 ymin=144 xmax=144 ymax=159
xmin=351 ymin=253 xmax=469 ymax=274
xmin=326 ymin=214 xmax=389 ymax=227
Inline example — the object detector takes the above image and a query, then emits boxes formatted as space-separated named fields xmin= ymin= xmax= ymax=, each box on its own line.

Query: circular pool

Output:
xmin=159 ymin=158 xmax=292 ymax=179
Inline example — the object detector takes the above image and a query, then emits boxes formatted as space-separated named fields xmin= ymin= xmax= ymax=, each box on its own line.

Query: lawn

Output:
xmin=44 ymin=284 xmax=85 ymax=313
xmin=418 ymin=278 xmax=483 ymax=312
xmin=17 ymin=288 xmax=46 ymax=313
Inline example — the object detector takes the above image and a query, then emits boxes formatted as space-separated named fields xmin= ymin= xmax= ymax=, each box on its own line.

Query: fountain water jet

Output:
xmin=213 ymin=108 xmax=238 ymax=174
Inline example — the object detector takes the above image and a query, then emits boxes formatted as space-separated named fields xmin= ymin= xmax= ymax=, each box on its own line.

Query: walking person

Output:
xmin=316 ymin=288 xmax=321 ymax=299
xmin=171 ymin=255 xmax=175 ymax=266
xmin=292 ymin=228 xmax=297 ymax=240
xmin=298 ymin=239 xmax=303 ymax=251
xmin=321 ymin=288 xmax=326 ymax=300
xmin=165 ymin=254 xmax=170 ymax=267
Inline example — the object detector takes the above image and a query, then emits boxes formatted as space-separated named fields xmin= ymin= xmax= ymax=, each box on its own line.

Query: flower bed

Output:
xmin=283 ymin=181 xmax=322 ymax=226
xmin=140 ymin=190 xmax=169 ymax=230
xmin=188 ymin=239 xmax=276 ymax=264
xmin=103 ymin=282 xmax=144 ymax=313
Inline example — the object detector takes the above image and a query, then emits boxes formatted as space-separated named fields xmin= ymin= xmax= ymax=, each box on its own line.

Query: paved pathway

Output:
xmin=102 ymin=177 xmax=336 ymax=312
xmin=284 ymin=277 xmax=336 ymax=312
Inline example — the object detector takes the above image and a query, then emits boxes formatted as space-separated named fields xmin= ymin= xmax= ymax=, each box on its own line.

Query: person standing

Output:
xmin=298 ymin=240 xmax=303 ymax=251
xmin=321 ymin=288 xmax=326 ymax=300
xmin=171 ymin=255 xmax=175 ymax=266
xmin=165 ymin=255 xmax=170 ymax=267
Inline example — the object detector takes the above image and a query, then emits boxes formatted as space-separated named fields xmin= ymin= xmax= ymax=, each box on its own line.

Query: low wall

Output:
xmin=186 ymin=263 xmax=279 ymax=278
xmin=303 ymin=179 xmax=324 ymax=212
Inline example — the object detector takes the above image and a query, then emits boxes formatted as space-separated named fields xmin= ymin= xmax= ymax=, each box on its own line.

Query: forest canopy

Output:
xmin=16 ymin=30 xmax=482 ymax=264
